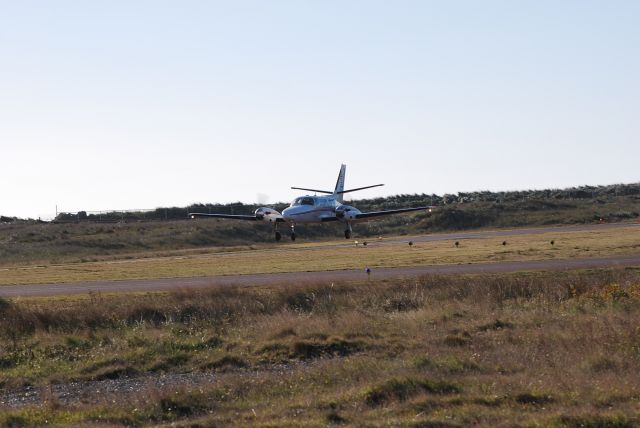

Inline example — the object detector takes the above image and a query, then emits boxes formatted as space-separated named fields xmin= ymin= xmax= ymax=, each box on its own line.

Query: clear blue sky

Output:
xmin=1 ymin=1 xmax=638 ymax=219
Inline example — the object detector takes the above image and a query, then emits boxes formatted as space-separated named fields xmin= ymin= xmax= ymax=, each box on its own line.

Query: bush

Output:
xmin=364 ymin=378 xmax=461 ymax=406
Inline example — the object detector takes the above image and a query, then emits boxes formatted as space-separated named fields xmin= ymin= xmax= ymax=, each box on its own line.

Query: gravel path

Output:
xmin=0 ymin=364 xmax=303 ymax=410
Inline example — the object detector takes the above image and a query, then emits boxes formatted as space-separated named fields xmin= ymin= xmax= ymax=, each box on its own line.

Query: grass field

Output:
xmin=1 ymin=270 xmax=639 ymax=426
xmin=1 ymin=224 xmax=639 ymax=285
xmin=2 ymin=220 xmax=639 ymax=426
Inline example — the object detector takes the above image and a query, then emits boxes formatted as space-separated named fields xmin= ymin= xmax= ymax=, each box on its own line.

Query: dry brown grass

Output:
xmin=1 ymin=270 xmax=640 ymax=426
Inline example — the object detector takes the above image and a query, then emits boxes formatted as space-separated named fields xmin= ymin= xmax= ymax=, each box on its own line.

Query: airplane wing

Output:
xmin=189 ymin=213 xmax=260 ymax=221
xmin=355 ymin=206 xmax=432 ymax=220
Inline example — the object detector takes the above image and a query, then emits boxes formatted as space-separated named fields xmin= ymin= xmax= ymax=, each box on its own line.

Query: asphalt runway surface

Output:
xmin=2 ymin=222 xmax=638 ymax=298
xmin=2 ymin=254 xmax=640 ymax=298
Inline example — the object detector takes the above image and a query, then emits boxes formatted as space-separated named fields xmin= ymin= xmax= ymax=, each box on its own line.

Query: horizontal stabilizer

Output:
xmin=337 ymin=184 xmax=384 ymax=194
xmin=290 ymin=187 xmax=334 ymax=194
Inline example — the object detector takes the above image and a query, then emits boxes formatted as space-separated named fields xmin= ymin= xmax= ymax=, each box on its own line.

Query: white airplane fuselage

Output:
xmin=281 ymin=195 xmax=360 ymax=224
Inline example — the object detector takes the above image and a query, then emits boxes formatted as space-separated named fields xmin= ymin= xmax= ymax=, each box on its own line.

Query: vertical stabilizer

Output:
xmin=334 ymin=164 xmax=346 ymax=203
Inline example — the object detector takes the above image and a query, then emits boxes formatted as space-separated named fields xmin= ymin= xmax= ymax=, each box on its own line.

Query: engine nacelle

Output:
xmin=255 ymin=207 xmax=283 ymax=223
xmin=335 ymin=205 xmax=361 ymax=221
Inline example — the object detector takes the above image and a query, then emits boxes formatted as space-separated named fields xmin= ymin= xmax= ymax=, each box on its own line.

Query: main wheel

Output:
xmin=290 ymin=233 xmax=296 ymax=241
xmin=344 ymin=230 xmax=352 ymax=239
xmin=275 ymin=231 xmax=282 ymax=241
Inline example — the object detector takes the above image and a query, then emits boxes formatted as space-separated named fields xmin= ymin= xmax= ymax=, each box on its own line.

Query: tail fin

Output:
xmin=333 ymin=164 xmax=346 ymax=203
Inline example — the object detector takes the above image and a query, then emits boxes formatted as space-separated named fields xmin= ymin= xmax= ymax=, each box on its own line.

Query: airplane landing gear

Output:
xmin=274 ymin=223 xmax=282 ymax=241
xmin=290 ymin=224 xmax=296 ymax=241
xmin=344 ymin=222 xmax=353 ymax=239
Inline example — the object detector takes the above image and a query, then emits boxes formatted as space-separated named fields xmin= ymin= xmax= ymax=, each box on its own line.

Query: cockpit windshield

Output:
xmin=291 ymin=197 xmax=315 ymax=207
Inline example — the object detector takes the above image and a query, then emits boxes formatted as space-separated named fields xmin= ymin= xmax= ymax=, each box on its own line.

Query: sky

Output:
xmin=1 ymin=1 xmax=638 ymax=219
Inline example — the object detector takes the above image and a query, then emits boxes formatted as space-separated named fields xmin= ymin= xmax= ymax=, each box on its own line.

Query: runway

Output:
xmin=2 ymin=253 xmax=640 ymax=298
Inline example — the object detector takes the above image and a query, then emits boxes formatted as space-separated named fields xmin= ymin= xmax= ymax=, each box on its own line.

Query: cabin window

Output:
xmin=291 ymin=197 xmax=315 ymax=206
xmin=317 ymin=198 xmax=336 ymax=208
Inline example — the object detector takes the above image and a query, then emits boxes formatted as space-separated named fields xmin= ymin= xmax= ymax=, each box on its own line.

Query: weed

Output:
xmin=157 ymin=391 xmax=212 ymax=420
xmin=2 ymin=415 xmax=29 ymax=428
xmin=64 ymin=335 xmax=93 ymax=350
xmin=80 ymin=358 xmax=127 ymax=375
xmin=201 ymin=355 xmax=248 ymax=371
xmin=554 ymin=415 xmax=636 ymax=428
xmin=326 ymin=411 xmax=348 ymax=425
xmin=477 ymin=319 xmax=514 ymax=331
xmin=257 ymin=342 xmax=290 ymax=361
xmin=0 ymin=353 xmax=17 ymax=368
xmin=149 ymin=353 xmax=191 ymax=372
xmin=443 ymin=332 xmax=472 ymax=347
xmin=381 ymin=289 xmax=425 ymax=312
xmin=514 ymin=392 xmax=554 ymax=406
xmin=291 ymin=338 xmax=364 ymax=359
xmin=590 ymin=357 xmax=619 ymax=373
xmin=410 ymin=421 xmax=463 ymax=428
xmin=364 ymin=378 xmax=461 ymax=406
xmin=0 ymin=297 xmax=12 ymax=312
xmin=270 ymin=328 xmax=297 ymax=339
xmin=414 ymin=356 xmax=481 ymax=374
xmin=284 ymin=291 xmax=317 ymax=313
xmin=93 ymin=365 xmax=139 ymax=381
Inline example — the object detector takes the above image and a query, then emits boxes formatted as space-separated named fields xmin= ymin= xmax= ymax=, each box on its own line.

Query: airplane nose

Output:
xmin=282 ymin=207 xmax=298 ymax=218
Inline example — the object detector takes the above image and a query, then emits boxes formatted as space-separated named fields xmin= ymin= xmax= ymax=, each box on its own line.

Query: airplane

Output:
xmin=189 ymin=164 xmax=433 ymax=241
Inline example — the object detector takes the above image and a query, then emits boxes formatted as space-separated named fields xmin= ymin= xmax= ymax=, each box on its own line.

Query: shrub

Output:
xmin=158 ymin=391 xmax=212 ymax=420
xmin=515 ymin=392 xmax=554 ymax=406
xmin=364 ymin=378 xmax=461 ymax=406
xmin=201 ymin=355 xmax=248 ymax=371
xmin=554 ymin=415 xmax=635 ymax=428
xmin=291 ymin=339 xmax=364 ymax=359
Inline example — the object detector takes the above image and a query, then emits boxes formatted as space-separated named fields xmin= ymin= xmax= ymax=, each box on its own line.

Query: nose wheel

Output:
xmin=344 ymin=222 xmax=353 ymax=239
xmin=273 ymin=223 xmax=282 ymax=241
xmin=290 ymin=224 xmax=296 ymax=241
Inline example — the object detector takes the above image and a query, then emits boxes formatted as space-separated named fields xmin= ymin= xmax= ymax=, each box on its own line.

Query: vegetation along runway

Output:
xmin=1 ymin=222 xmax=639 ymax=297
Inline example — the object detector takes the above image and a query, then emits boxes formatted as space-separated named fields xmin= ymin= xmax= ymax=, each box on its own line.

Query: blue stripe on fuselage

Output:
xmin=282 ymin=207 xmax=338 ymax=223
